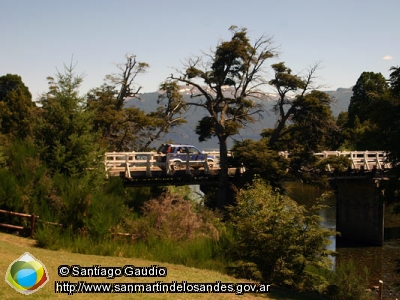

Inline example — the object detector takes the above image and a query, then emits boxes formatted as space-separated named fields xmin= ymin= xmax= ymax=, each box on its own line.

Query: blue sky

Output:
xmin=1 ymin=0 xmax=399 ymax=100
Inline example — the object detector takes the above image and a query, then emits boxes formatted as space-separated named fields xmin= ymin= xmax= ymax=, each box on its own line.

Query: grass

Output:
xmin=0 ymin=232 xmax=327 ymax=300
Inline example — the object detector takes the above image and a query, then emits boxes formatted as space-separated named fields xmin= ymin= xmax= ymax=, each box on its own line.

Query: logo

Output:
xmin=5 ymin=252 xmax=49 ymax=295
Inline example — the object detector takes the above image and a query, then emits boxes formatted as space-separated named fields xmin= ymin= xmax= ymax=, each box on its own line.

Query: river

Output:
xmin=282 ymin=181 xmax=400 ymax=300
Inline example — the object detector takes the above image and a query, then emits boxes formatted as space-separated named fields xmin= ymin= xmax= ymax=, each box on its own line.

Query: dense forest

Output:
xmin=1 ymin=27 xmax=399 ymax=299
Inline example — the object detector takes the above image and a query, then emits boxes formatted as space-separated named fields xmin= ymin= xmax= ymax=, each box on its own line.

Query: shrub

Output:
xmin=228 ymin=179 xmax=333 ymax=290
xmin=128 ymin=192 xmax=220 ymax=242
xmin=325 ymin=260 xmax=374 ymax=300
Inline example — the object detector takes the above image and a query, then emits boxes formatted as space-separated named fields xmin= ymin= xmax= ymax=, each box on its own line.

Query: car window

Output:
xmin=188 ymin=147 xmax=200 ymax=154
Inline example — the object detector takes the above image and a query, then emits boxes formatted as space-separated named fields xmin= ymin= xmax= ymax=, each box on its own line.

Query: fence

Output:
xmin=0 ymin=209 xmax=135 ymax=240
xmin=0 ymin=209 xmax=37 ymax=237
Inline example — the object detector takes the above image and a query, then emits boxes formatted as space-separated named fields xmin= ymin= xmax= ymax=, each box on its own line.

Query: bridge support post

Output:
xmin=335 ymin=178 xmax=385 ymax=246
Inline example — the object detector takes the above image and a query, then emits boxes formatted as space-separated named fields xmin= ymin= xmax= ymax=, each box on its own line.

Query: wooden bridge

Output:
xmin=279 ymin=150 xmax=391 ymax=172
xmin=104 ymin=150 xmax=390 ymax=185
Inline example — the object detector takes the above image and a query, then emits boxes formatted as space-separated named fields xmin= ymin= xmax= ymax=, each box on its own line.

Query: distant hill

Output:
xmin=324 ymin=87 xmax=353 ymax=116
xmin=125 ymin=87 xmax=353 ymax=150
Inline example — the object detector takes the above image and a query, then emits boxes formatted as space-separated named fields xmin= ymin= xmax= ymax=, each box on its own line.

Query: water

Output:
xmin=282 ymin=181 xmax=400 ymax=300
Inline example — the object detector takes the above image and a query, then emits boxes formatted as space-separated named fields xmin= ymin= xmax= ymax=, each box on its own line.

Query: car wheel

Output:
xmin=207 ymin=160 xmax=214 ymax=169
xmin=171 ymin=161 xmax=182 ymax=171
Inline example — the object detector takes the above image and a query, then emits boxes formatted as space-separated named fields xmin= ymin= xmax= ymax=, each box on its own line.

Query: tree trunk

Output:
xmin=216 ymin=136 xmax=229 ymax=209
xmin=268 ymin=105 xmax=295 ymax=147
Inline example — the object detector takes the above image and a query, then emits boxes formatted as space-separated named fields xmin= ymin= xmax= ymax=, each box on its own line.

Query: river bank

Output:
xmin=282 ymin=181 xmax=400 ymax=300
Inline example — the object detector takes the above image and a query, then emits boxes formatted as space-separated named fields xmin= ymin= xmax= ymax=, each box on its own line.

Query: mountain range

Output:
xmin=126 ymin=87 xmax=353 ymax=150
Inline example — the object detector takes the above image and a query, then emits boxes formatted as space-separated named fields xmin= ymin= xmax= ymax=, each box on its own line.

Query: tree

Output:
xmin=87 ymin=55 xmax=151 ymax=151
xmin=386 ymin=67 xmax=400 ymax=167
xmin=265 ymin=89 xmax=337 ymax=152
xmin=340 ymin=72 xmax=390 ymax=150
xmin=348 ymin=72 xmax=389 ymax=126
xmin=228 ymin=179 xmax=332 ymax=288
xmin=374 ymin=67 xmax=400 ymax=208
xmin=389 ymin=66 xmax=400 ymax=96
xmin=266 ymin=62 xmax=337 ymax=151
xmin=290 ymin=90 xmax=337 ymax=150
xmin=35 ymin=62 xmax=102 ymax=176
xmin=87 ymin=83 xmax=156 ymax=151
xmin=260 ymin=63 xmax=338 ymax=180
xmin=169 ymin=26 xmax=276 ymax=208
xmin=88 ymin=55 xmax=186 ymax=151
xmin=0 ymin=74 xmax=35 ymax=138
xmin=142 ymin=81 xmax=188 ymax=149
xmin=266 ymin=62 xmax=307 ymax=147
xmin=106 ymin=54 xmax=149 ymax=110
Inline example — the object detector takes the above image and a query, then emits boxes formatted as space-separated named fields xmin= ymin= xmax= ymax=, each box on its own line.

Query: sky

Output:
xmin=1 ymin=0 xmax=399 ymax=101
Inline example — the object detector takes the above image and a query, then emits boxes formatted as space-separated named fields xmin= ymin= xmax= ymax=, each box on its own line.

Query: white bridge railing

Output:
xmin=279 ymin=150 xmax=391 ymax=171
xmin=105 ymin=150 xmax=390 ymax=178
xmin=105 ymin=151 xmax=220 ymax=178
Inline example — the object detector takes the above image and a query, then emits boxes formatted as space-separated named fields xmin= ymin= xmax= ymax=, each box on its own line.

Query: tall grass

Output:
xmin=34 ymin=187 xmax=233 ymax=273
xmin=34 ymin=224 xmax=232 ymax=273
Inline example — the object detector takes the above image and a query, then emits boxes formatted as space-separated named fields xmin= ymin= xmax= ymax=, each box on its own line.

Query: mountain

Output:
xmin=324 ymin=87 xmax=353 ymax=116
xmin=125 ymin=87 xmax=353 ymax=150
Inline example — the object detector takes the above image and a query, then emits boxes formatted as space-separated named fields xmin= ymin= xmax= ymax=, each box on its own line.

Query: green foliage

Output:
xmin=348 ymin=72 xmax=389 ymax=126
xmin=35 ymin=63 xmax=103 ymax=177
xmin=268 ymin=62 xmax=315 ymax=148
xmin=0 ymin=139 xmax=51 ymax=215
xmin=87 ymin=83 xmax=158 ymax=151
xmin=325 ymin=260 xmax=374 ymax=300
xmin=389 ymin=66 xmax=400 ymax=96
xmin=375 ymin=67 xmax=400 ymax=206
xmin=35 ymin=226 xmax=72 ymax=250
xmin=0 ymin=137 xmax=125 ymax=238
xmin=0 ymin=74 xmax=35 ymax=138
xmin=195 ymin=116 xmax=215 ymax=142
xmin=339 ymin=71 xmax=391 ymax=150
xmin=231 ymin=138 xmax=289 ymax=186
xmin=290 ymin=91 xmax=338 ymax=152
xmin=267 ymin=86 xmax=338 ymax=153
xmin=86 ymin=55 xmax=176 ymax=152
xmin=0 ymin=168 xmax=20 ymax=210
xmin=269 ymin=62 xmax=305 ymax=92
xmin=228 ymin=179 xmax=333 ymax=290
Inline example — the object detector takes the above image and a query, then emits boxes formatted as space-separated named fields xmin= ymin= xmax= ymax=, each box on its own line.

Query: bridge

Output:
xmin=105 ymin=150 xmax=390 ymax=182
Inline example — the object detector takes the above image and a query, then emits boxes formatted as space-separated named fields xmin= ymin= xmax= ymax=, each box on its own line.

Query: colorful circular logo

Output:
xmin=5 ymin=252 xmax=49 ymax=295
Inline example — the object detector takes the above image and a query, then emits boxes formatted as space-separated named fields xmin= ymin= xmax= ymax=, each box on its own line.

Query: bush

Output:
xmin=127 ymin=192 xmax=220 ymax=242
xmin=228 ymin=179 xmax=333 ymax=290
xmin=325 ymin=260 xmax=374 ymax=300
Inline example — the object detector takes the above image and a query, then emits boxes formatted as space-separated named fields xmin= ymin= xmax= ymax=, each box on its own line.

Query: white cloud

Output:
xmin=383 ymin=55 xmax=393 ymax=60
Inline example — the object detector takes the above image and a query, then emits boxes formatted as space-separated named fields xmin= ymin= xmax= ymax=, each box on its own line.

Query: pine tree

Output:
xmin=35 ymin=62 xmax=102 ymax=177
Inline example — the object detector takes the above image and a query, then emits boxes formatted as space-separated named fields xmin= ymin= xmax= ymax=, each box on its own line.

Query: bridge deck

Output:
xmin=104 ymin=150 xmax=390 ymax=186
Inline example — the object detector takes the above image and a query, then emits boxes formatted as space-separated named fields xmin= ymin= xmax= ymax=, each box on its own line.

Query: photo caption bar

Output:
xmin=55 ymin=280 xmax=271 ymax=295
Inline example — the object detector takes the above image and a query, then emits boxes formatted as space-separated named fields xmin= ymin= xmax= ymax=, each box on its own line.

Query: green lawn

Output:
xmin=0 ymin=232 xmax=326 ymax=300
